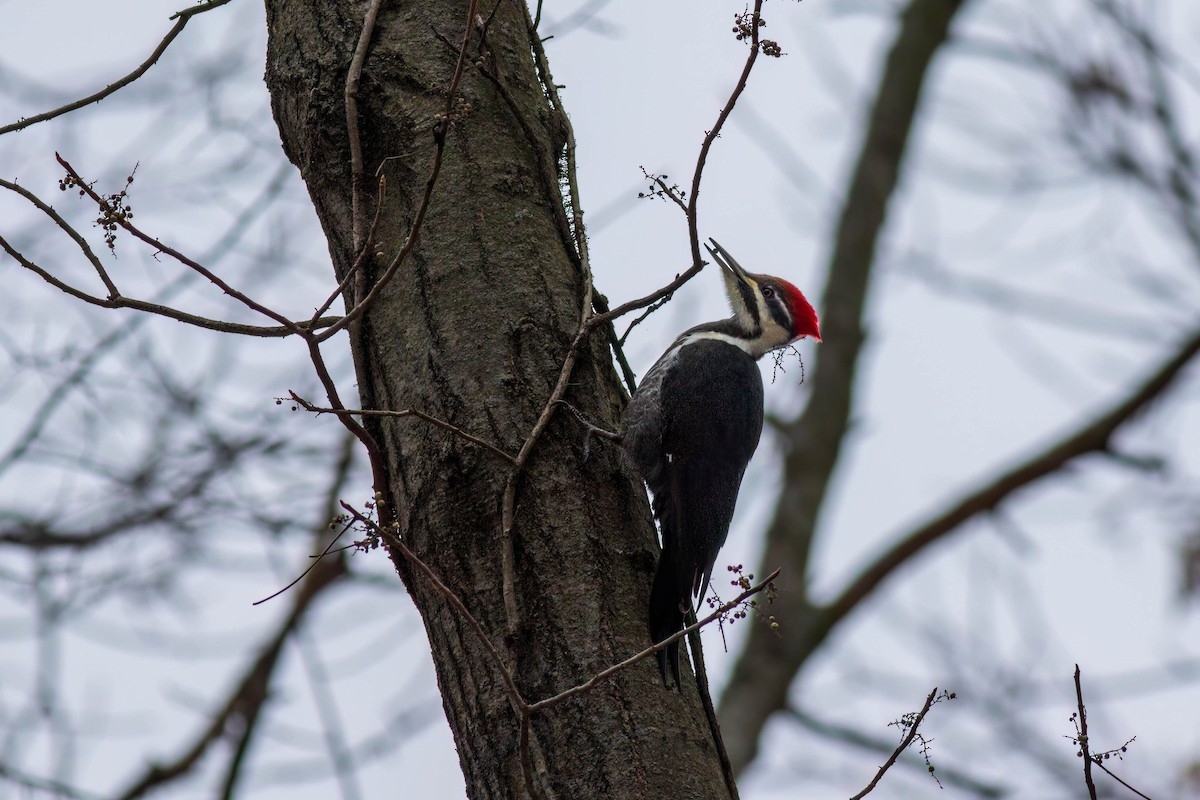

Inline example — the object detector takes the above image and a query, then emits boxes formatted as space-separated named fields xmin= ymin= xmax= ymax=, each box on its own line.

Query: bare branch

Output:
xmin=1074 ymin=666 xmax=1100 ymax=800
xmin=316 ymin=0 xmax=480 ymax=343
xmin=0 ymin=0 xmax=235 ymax=136
xmin=687 ymin=615 xmax=740 ymax=800
xmin=786 ymin=705 xmax=1005 ymax=796
xmin=849 ymin=688 xmax=940 ymax=800
xmin=498 ymin=9 xmax=599 ymax=636
xmin=0 ymin=231 xmax=333 ymax=336
xmin=2 ymin=167 xmax=338 ymax=336
xmin=526 ymin=568 xmax=780 ymax=712
xmin=311 ymin=175 xmax=387 ymax=326
xmin=289 ymin=392 xmax=517 ymax=464
xmin=684 ymin=0 xmax=765 ymax=267
xmin=587 ymin=0 xmax=768 ymax=331
xmin=356 ymin=505 xmax=527 ymax=713
xmin=586 ymin=259 xmax=707 ymax=329
xmin=1094 ymin=761 xmax=1155 ymax=800
xmin=346 ymin=0 xmax=386 ymax=251
xmin=0 ymin=175 xmax=116 ymax=292
xmin=1072 ymin=665 xmax=1155 ymax=800
xmin=57 ymin=155 xmax=303 ymax=333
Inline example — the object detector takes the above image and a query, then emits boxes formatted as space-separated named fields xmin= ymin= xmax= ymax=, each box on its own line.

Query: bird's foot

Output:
xmin=554 ymin=400 xmax=621 ymax=463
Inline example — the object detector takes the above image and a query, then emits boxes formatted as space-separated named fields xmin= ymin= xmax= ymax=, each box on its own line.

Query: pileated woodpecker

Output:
xmin=622 ymin=238 xmax=821 ymax=687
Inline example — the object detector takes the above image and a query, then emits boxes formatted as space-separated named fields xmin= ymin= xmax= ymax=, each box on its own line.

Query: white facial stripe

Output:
xmin=679 ymin=331 xmax=757 ymax=355
xmin=765 ymin=288 xmax=793 ymax=332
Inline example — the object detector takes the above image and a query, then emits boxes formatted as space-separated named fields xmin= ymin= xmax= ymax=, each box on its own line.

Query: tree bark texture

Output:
xmin=718 ymin=0 xmax=967 ymax=775
xmin=263 ymin=1 xmax=731 ymax=797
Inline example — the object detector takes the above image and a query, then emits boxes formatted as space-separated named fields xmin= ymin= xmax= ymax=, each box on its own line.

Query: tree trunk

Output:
xmin=263 ymin=1 xmax=730 ymax=797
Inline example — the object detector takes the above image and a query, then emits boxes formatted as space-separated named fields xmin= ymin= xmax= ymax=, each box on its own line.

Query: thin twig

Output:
xmin=684 ymin=0 xmax=766 ymax=271
xmin=526 ymin=568 xmax=779 ymax=712
xmin=312 ymin=175 xmax=387 ymax=326
xmin=1074 ymin=665 xmax=1099 ymax=800
xmin=0 ymin=0 xmax=235 ymax=136
xmin=0 ymin=176 xmax=116 ymax=293
xmin=1093 ymin=760 xmax=1155 ymax=800
xmin=649 ymin=173 xmax=689 ymax=214
xmin=586 ymin=261 xmax=703 ymax=330
xmin=317 ymin=0 xmax=480 ymax=343
xmin=252 ymin=521 xmax=351 ymax=607
xmin=498 ymin=14 xmax=598 ymax=637
xmin=290 ymin=392 xmax=517 ymax=464
xmin=618 ymin=294 xmax=672 ymax=346
xmin=784 ymin=705 xmax=1004 ymax=796
xmin=518 ymin=715 xmax=546 ymax=800
xmin=279 ymin=437 xmax=363 ymax=800
xmin=57 ymin=155 xmax=303 ymax=333
xmin=849 ymin=688 xmax=939 ymax=800
xmin=346 ymin=0 xmax=386 ymax=251
xmin=586 ymin=0 xmax=766 ymax=332
xmin=591 ymin=291 xmax=638 ymax=394
xmin=300 ymin=336 xmax=387 ymax=494
xmin=688 ymin=614 xmax=740 ymax=800
xmin=352 ymin=505 xmax=527 ymax=713
xmin=0 ymin=227 xmax=335 ymax=337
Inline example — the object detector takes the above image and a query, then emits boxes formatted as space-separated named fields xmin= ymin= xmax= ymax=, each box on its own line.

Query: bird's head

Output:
xmin=705 ymin=238 xmax=821 ymax=357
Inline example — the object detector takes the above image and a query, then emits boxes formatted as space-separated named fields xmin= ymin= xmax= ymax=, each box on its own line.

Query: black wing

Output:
xmin=623 ymin=337 xmax=764 ymax=685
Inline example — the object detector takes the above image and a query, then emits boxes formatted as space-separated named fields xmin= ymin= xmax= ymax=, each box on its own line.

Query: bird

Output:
xmin=622 ymin=238 xmax=821 ymax=688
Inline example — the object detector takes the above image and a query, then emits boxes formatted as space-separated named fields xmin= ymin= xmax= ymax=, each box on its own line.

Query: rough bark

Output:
xmin=718 ymin=0 xmax=968 ymax=774
xmin=263 ymin=1 xmax=730 ymax=798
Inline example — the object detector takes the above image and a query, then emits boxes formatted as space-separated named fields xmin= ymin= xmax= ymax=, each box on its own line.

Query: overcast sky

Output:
xmin=3 ymin=1 xmax=1200 ymax=798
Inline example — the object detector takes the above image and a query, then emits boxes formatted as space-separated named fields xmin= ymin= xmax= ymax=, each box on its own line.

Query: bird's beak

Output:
xmin=705 ymin=238 xmax=754 ymax=289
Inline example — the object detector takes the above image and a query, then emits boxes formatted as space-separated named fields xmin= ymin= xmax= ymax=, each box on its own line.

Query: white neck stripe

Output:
xmin=678 ymin=331 xmax=757 ymax=356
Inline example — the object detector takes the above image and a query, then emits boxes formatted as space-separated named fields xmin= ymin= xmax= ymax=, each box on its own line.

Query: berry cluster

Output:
xmin=889 ymin=690 xmax=955 ymax=785
xmin=732 ymin=10 xmax=764 ymax=42
xmin=59 ymin=169 xmax=136 ymax=253
xmin=1066 ymin=713 xmax=1135 ymax=764
xmin=732 ymin=10 xmax=784 ymax=58
xmin=434 ymin=96 xmax=475 ymax=132
xmin=637 ymin=168 xmax=685 ymax=204
xmin=704 ymin=563 xmax=779 ymax=631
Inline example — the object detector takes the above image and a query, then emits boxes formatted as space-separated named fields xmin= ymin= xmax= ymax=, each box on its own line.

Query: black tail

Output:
xmin=649 ymin=543 xmax=685 ymax=689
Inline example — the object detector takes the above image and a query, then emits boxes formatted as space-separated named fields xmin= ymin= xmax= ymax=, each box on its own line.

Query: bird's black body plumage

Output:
xmin=623 ymin=327 xmax=764 ymax=687
xmin=621 ymin=239 xmax=821 ymax=689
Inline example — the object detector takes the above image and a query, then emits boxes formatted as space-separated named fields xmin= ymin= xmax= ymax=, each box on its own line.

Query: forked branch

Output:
xmin=289 ymin=392 xmax=516 ymax=464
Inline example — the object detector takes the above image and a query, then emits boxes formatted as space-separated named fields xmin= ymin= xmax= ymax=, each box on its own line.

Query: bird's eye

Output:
xmin=762 ymin=286 xmax=775 ymax=299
